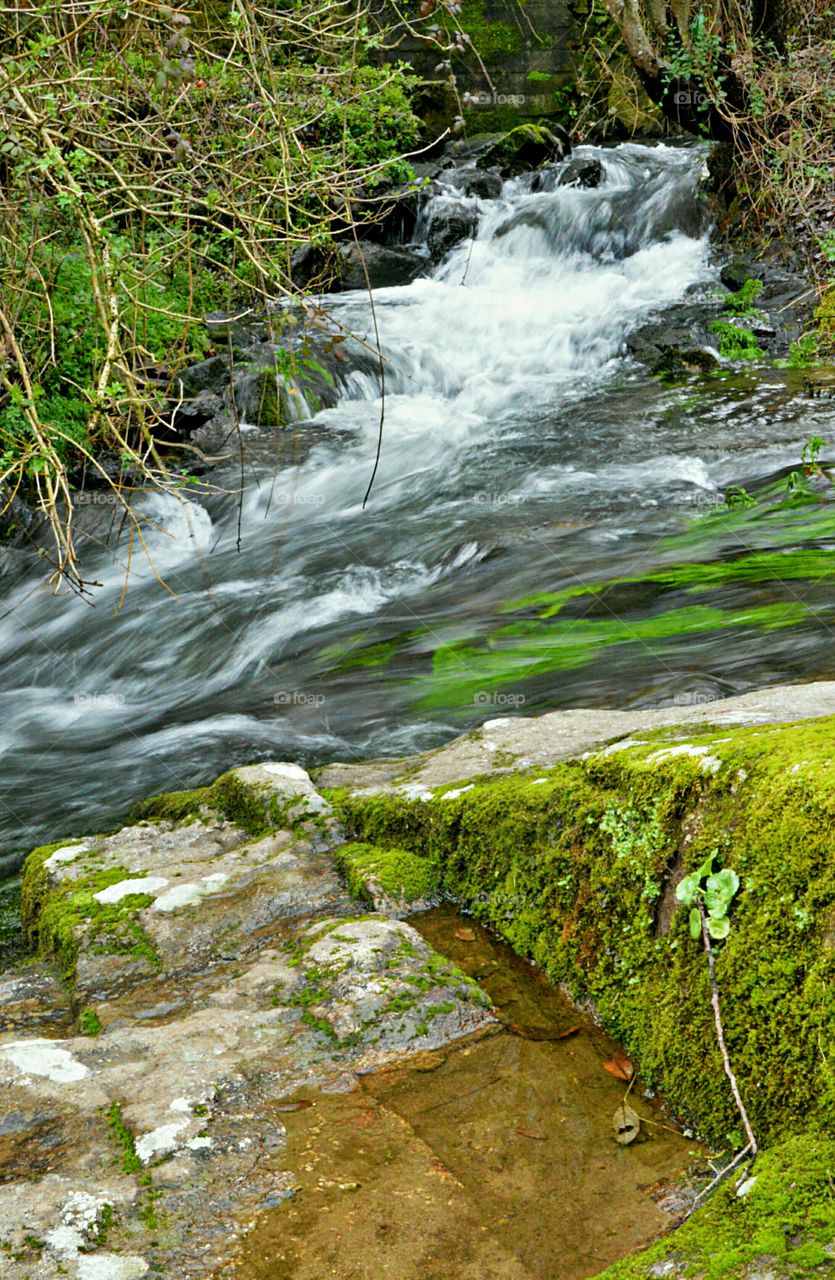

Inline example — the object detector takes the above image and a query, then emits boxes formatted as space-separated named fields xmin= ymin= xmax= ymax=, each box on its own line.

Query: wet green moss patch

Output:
xmin=596 ymin=1134 xmax=835 ymax=1280
xmin=129 ymin=770 xmax=269 ymax=835
xmin=333 ymin=841 xmax=441 ymax=907
xmin=22 ymin=855 xmax=160 ymax=984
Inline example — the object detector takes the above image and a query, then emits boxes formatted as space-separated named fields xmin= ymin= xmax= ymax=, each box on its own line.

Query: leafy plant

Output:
xmin=0 ymin=2 xmax=422 ymax=587
xmin=709 ymin=319 xmax=765 ymax=362
xmin=787 ymin=437 xmax=831 ymax=492
xmin=675 ymin=851 xmax=739 ymax=940
xmin=675 ymin=849 xmax=757 ymax=1195
xmin=724 ymin=485 xmax=756 ymax=508
xmin=787 ymin=331 xmax=820 ymax=368
xmin=802 ymin=436 xmax=829 ymax=473
xmin=721 ymin=277 xmax=764 ymax=319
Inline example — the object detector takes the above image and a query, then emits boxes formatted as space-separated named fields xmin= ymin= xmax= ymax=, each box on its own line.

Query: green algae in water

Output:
xmin=414 ymin=601 xmax=813 ymax=711
xmin=316 ymin=477 xmax=835 ymax=716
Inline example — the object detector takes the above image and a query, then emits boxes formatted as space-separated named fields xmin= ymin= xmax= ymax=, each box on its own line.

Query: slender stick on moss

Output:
xmin=698 ymin=899 xmax=758 ymax=1157
xmin=691 ymin=1142 xmax=753 ymax=1211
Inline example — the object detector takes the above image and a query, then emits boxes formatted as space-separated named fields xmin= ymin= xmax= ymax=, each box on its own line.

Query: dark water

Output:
xmin=1 ymin=141 xmax=834 ymax=872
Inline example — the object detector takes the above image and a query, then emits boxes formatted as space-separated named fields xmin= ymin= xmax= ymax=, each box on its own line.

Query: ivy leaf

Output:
xmin=705 ymin=868 xmax=739 ymax=918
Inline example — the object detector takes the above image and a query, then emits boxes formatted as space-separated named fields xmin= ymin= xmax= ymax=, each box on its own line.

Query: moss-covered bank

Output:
xmin=330 ymin=716 xmax=835 ymax=1151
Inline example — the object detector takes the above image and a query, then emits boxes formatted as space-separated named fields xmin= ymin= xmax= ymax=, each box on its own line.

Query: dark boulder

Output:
xmin=448 ymin=167 xmax=503 ymax=200
xmin=333 ymin=243 xmax=426 ymax=291
xmin=557 ymin=155 xmax=604 ymax=190
xmin=426 ymin=201 xmax=479 ymax=262
xmin=475 ymin=124 xmax=567 ymax=178
xmin=626 ymin=318 xmax=720 ymax=375
xmin=720 ymin=255 xmax=759 ymax=292
xmin=178 ymin=354 xmax=232 ymax=397
xmin=290 ymin=242 xmax=426 ymax=292
xmin=203 ymin=310 xmax=268 ymax=350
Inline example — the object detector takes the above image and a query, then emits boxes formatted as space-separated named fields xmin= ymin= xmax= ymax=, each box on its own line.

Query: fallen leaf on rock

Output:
xmin=613 ymin=1102 xmax=641 ymax=1145
xmin=454 ymin=927 xmax=476 ymax=942
xmin=603 ymin=1057 xmax=634 ymax=1081
xmin=275 ymin=1099 xmax=314 ymax=1113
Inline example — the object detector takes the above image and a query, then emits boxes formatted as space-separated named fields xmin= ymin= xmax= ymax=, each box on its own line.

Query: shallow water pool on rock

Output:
xmin=228 ymin=907 xmax=702 ymax=1280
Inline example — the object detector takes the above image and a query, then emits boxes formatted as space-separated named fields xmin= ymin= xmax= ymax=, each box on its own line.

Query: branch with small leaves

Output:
xmin=676 ymin=852 xmax=757 ymax=1206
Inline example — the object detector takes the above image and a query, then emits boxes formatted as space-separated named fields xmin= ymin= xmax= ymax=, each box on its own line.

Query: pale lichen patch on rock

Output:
xmin=44 ymin=843 xmax=90 ymax=871
xmin=0 ymin=1039 xmax=89 ymax=1083
xmin=94 ymin=877 xmax=168 ymax=905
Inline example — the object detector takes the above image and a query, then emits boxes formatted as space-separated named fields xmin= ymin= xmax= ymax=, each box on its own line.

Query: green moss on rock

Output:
xmin=329 ymin=716 xmax=835 ymax=1149
xmin=130 ymin=770 xmax=269 ymax=835
xmin=596 ymin=1133 xmax=835 ymax=1280
xmin=475 ymin=124 xmax=563 ymax=176
xmin=21 ymin=849 xmax=160 ymax=984
xmin=334 ymin=841 xmax=441 ymax=907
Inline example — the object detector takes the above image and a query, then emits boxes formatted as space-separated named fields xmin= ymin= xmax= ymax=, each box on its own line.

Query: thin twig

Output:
xmin=698 ymin=899 xmax=758 ymax=1157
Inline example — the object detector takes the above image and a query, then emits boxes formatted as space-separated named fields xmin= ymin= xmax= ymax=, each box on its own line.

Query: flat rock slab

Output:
xmin=0 ymin=919 xmax=493 ymax=1278
xmin=314 ymin=681 xmax=835 ymax=796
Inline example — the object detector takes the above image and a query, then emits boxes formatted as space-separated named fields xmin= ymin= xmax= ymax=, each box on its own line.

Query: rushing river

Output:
xmin=1 ymin=141 xmax=833 ymax=871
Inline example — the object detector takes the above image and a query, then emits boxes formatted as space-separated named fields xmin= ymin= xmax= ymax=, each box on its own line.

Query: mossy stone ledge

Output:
xmin=327 ymin=716 xmax=835 ymax=1150
xmin=326 ymin=712 xmax=835 ymax=1276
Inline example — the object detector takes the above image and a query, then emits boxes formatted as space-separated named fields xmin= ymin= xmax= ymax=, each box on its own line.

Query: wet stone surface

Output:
xmin=0 ymin=766 xmax=495 ymax=1279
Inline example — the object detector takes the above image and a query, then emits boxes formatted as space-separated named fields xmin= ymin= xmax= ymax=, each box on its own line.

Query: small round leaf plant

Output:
xmin=676 ymin=851 xmax=757 ymax=1204
xmin=676 ymin=854 xmax=740 ymax=941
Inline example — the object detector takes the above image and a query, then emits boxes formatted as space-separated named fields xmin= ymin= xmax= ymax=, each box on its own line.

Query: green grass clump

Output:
xmin=79 ymin=1007 xmax=103 ymax=1036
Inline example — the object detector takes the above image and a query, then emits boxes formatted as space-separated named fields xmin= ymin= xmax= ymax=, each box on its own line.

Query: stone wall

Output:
xmin=375 ymin=0 xmax=576 ymax=132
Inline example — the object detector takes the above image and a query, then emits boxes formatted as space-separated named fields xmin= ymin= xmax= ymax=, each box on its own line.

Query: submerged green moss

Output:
xmin=322 ymin=519 xmax=835 ymax=714
xmin=334 ymin=841 xmax=441 ymax=906
xmin=329 ymin=716 xmax=835 ymax=1149
xmin=417 ymin=601 xmax=811 ymax=710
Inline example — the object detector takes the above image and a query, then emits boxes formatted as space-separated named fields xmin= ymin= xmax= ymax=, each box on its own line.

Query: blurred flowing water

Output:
xmin=2 ymin=141 xmax=834 ymax=872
